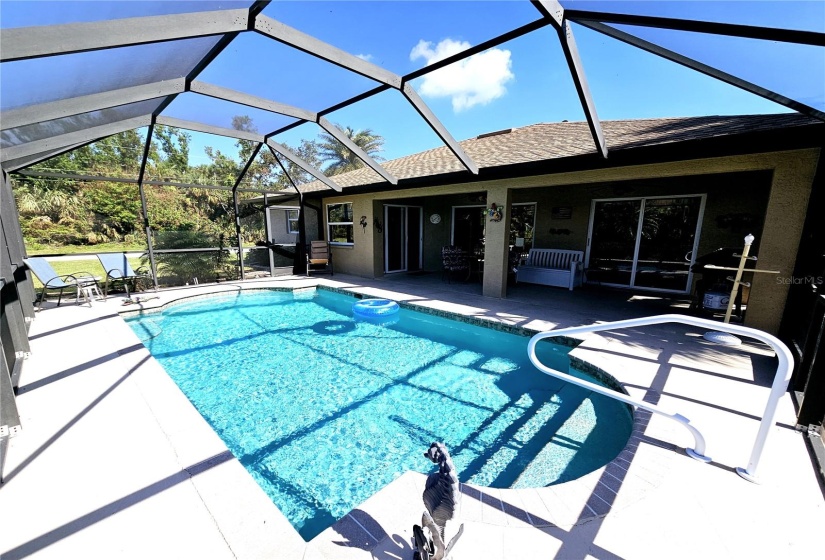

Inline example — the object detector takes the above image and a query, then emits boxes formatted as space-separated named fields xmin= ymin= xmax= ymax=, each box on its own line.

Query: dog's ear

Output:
xmin=424 ymin=443 xmax=439 ymax=461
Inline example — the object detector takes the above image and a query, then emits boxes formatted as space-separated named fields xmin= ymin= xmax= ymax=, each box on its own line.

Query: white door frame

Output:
xmin=384 ymin=204 xmax=423 ymax=274
xmin=585 ymin=194 xmax=706 ymax=293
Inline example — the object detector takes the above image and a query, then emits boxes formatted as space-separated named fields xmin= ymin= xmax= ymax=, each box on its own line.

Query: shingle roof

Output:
xmin=299 ymin=113 xmax=820 ymax=193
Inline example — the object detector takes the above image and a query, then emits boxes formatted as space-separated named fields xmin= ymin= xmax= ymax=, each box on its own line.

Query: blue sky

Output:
xmin=1 ymin=1 xmax=823 ymax=169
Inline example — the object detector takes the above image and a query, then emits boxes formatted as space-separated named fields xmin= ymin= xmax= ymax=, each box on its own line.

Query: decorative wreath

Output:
xmin=488 ymin=203 xmax=503 ymax=222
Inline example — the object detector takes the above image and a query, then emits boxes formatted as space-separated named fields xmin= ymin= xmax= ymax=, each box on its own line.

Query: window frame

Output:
xmin=285 ymin=208 xmax=300 ymax=234
xmin=326 ymin=202 xmax=354 ymax=246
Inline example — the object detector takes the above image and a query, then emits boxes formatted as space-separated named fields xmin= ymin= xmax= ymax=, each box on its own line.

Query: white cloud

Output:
xmin=356 ymin=53 xmax=373 ymax=62
xmin=410 ymin=38 xmax=514 ymax=112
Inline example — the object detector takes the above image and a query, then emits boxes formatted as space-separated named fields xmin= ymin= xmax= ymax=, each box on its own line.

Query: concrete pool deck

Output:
xmin=1 ymin=274 xmax=823 ymax=559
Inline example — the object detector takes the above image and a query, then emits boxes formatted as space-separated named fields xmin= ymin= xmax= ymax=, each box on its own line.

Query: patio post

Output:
xmin=136 ymin=123 xmax=159 ymax=291
xmin=230 ymin=143 xmax=263 ymax=282
xmin=232 ymin=188 xmax=244 ymax=281
xmin=482 ymin=185 xmax=512 ymax=298
xmin=263 ymin=193 xmax=274 ymax=276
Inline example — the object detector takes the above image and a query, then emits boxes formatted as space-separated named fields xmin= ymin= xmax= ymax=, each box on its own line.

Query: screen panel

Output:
xmin=1 ymin=100 xmax=162 ymax=149
xmin=0 ymin=1 xmax=253 ymax=28
xmin=610 ymin=24 xmax=825 ymax=112
xmin=1 ymin=37 xmax=223 ymax=111
xmin=261 ymin=0 xmax=543 ymax=75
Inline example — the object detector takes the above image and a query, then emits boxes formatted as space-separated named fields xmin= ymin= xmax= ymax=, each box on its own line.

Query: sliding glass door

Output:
xmin=586 ymin=195 xmax=704 ymax=292
xmin=384 ymin=205 xmax=422 ymax=273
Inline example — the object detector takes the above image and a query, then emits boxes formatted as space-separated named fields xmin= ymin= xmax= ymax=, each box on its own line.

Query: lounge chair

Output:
xmin=306 ymin=240 xmax=333 ymax=276
xmin=97 ymin=253 xmax=150 ymax=297
xmin=23 ymin=257 xmax=99 ymax=311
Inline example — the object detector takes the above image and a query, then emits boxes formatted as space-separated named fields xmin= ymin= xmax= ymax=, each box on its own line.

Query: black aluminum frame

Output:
xmin=3 ymin=0 xmax=822 ymax=175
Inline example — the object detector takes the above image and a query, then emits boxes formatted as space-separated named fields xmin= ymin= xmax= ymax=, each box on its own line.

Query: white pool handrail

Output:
xmin=527 ymin=314 xmax=794 ymax=483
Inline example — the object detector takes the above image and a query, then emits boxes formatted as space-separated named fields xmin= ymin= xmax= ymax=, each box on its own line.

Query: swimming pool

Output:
xmin=126 ymin=288 xmax=633 ymax=540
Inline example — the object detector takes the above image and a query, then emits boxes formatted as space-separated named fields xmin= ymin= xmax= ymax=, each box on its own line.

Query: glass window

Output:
xmin=327 ymin=202 xmax=353 ymax=245
xmin=286 ymin=209 xmax=299 ymax=234
xmin=509 ymin=203 xmax=536 ymax=254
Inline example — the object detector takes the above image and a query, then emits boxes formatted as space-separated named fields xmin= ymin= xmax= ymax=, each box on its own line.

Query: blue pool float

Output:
xmin=352 ymin=298 xmax=400 ymax=319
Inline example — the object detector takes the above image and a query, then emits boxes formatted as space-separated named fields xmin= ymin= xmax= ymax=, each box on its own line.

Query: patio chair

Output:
xmin=306 ymin=240 xmax=333 ymax=276
xmin=441 ymin=246 xmax=469 ymax=283
xmin=23 ymin=257 xmax=99 ymax=311
xmin=97 ymin=253 xmax=150 ymax=298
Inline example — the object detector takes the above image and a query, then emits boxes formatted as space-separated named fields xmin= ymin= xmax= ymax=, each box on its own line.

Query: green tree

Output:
xmin=152 ymin=125 xmax=190 ymax=176
xmin=316 ymin=125 xmax=384 ymax=175
xmin=14 ymin=126 xmax=198 ymax=250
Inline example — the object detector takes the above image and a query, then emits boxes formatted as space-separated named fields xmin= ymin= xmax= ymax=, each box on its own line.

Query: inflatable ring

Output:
xmin=352 ymin=298 xmax=400 ymax=318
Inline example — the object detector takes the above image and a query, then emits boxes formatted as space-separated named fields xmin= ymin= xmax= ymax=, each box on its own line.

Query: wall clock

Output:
xmin=429 ymin=213 xmax=442 ymax=224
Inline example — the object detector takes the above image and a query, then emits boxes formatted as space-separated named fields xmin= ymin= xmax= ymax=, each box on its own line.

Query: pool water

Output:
xmin=126 ymin=289 xmax=632 ymax=540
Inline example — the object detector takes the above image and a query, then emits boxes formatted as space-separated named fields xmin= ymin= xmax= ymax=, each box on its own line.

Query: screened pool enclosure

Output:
xmin=1 ymin=1 xmax=824 ymax=452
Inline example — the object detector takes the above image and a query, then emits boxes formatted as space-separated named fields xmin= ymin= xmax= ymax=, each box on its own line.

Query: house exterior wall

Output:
xmin=266 ymin=203 xmax=319 ymax=245
xmin=318 ymin=148 xmax=821 ymax=334
xmin=513 ymin=170 xmax=772 ymax=263
xmin=267 ymin=206 xmax=299 ymax=245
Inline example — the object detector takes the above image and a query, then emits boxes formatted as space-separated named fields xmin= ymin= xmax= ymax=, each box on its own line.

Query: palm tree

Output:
xmin=316 ymin=125 xmax=385 ymax=175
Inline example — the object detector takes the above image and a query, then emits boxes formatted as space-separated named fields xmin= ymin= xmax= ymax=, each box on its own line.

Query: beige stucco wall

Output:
xmin=510 ymin=171 xmax=774 ymax=256
xmin=482 ymin=185 xmax=512 ymax=298
xmin=319 ymin=148 xmax=821 ymax=334
xmin=746 ymin=151 xmax=820 ymax=333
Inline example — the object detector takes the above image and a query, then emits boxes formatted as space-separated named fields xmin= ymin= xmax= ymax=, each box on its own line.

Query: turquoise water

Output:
xmin=126 ymin=289 xmax=632 ymax=540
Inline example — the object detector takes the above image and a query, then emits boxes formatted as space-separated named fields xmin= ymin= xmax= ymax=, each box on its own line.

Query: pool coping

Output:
xmin=7 ymin=275 xmax=820 ymax=559
xmin=116 ymin=283 xmax=663 ymax=548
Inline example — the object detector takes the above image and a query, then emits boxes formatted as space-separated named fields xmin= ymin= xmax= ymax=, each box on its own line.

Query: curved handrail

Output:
xmin=528 ymin=314 xmax=794 ymax=483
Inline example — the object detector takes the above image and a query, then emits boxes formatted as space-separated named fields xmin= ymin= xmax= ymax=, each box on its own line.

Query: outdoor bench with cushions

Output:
xmin=515 ymin=248 xmax=584 ymax=290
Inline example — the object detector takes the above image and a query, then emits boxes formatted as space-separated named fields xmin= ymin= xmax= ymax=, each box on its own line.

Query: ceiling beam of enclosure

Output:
xmin=232 ymin=143 xmax=264 ymax=194
xmin=155 ymin=115 xmax=264 ymax=142
xmin=0 ymin=9 xmax=252 ymax=62
xmin=565 ymin=9 xmax=825 ymax=46
xmin=576 ymin=20 xmax=825 ymax=122
xmin=0 ymin=114 xmax=153 ymax=162
xmin=2 ymin=142 xmax=91 ymax=172
xmin=265 ymin=141 xmax=341 ymax=193
xmin=317 ymin=117 xmax=398 ymax=185
xmin=253 ymin=15 xmax=402 ymax=88
xmin=533 ymin=0 xmax=607 ymax=158
xmin=0 ymin=79 xmax=308 ymax=131
xmin=270 ymin=18 xmax=554 ymax=135
xmin=0 ymin=79 xmax=187 ymax=131
xmin=400 ymin=84 xmax=479 ymax=174
xmin=149 ymin=1 xmax=273 ymax=123
xmin=3 ymin=0 xmax=821 ymax=177
xmin=1 ymin=0 xmax=476 ymax=177
xmin=189 ymin=81 xmax=316 ymax=121
xmin=253 ymin=14 xmax=478 ymax=175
